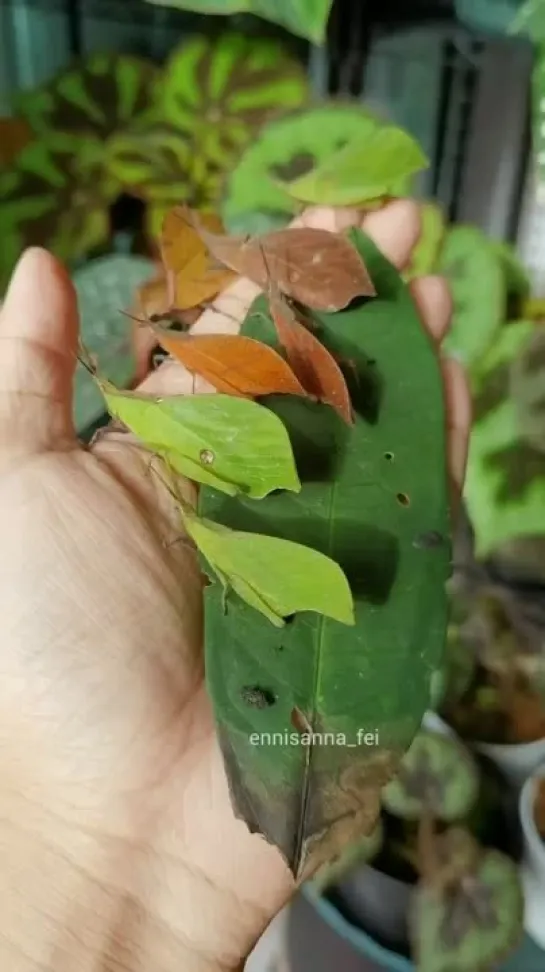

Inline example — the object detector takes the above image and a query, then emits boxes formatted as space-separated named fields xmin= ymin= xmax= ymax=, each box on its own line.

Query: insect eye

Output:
xmin=200 ymin=448 xmax=215 ymax=466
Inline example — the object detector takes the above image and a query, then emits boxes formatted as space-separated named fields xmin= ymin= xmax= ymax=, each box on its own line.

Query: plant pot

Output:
xmin=519 ymin=767 xmax=545 ymax=949
xmin=474 ymin=737 xmax=545 ymax=789
xmin=334 ymin=862 xmax=412 ymax=955
xmin=455 ymin=0 xmax=523 ymax=36
xmin=285 ymin=884 xmax=545 ymax=972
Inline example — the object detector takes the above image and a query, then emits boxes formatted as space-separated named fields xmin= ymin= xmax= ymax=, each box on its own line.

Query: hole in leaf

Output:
xmin=269 ymin=152 xmax=316 ymax=182
xmin=384 ymin=451 xmax=394 ymax=461
xmin=240 ymin=686 xmax=276 ymax=708
xmin=396 ymin=492 xmax=410 ymax=507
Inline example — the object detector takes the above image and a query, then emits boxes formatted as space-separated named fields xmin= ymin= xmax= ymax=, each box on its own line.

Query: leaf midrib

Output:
xmin=293 ymin=473 xmax=338 ymax=868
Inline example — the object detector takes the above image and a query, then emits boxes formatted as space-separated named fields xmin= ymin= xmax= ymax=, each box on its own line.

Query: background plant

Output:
xmin=315 ymin=729 xmax=523 ymax=972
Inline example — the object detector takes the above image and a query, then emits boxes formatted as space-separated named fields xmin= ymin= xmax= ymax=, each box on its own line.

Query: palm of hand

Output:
xmin=0 ymin=203 xmax=469 ymax=972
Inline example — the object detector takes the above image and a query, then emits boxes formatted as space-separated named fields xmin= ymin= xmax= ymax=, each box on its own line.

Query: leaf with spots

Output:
xmin=410 ymin=841 xmax=523 ymax=972
xmin=183 ymin=509 xmax=354 ymax=628
xmin=281 ymin=124 xmax=428 ymax=207
xmin=0 ymin=141 xmax=114 ymax=294
xmin=222 ymin=104 xmax=387 ymax=233
xmin=159 ymin=206 xmax=237 ymax=310
xmin=143 ymin=0 xmax=333 ymax=44
xmin=153 ymin=331 xmax=311 ymax=399
xmin=105 ymin=125 xmax=222 ymax=238
xmin=267 ymin=284 xmax=353 ymax=424
xmin=382 ymin=730 xmax=478 ymax=822
xmin=193 ymin=217 xmax=376 ymax=310
xmin=97 ymin=382 xmax=301 ymax=499
xmin=16 ymin=52 xmax=159 ymax=154
xmin=159 ymin=34 xmax=308 ymax=167
xmin=199 ymin=229 xmax=450 ymax=877
xmin=465 ymin=323 xmax=545 ymax=558
xmin=440 ymin=226 xmax=505 ymax=369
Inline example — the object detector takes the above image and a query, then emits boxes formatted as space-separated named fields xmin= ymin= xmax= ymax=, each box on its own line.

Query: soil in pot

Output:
xmin=442 ymin=664 xmax=545 ymax=746
xmin=533 ymin=778 xmax=545 ymax=842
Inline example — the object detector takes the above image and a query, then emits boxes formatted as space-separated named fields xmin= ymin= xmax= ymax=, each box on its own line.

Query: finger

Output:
xmin=295 ymin=199 xmax=422 ymax=271
xmin=293 ymin=205 xmax=362 ymax=232
xmin=441 ymin=355 xmax=472 ymax=506
xmin=0 ymin=248 xmax=78 ymax=451
xmin=361 ymin=199 xmax=421 ymax=270
xmin=410 ymin=275 xmax=452 ymax=345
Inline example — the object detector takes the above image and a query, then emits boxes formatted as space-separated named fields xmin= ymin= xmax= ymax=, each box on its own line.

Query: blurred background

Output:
xmin=2 ymin=1 xmax=545 ymax=970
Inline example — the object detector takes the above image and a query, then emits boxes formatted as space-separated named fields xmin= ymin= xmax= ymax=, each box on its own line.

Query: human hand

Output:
xmin=0 ymin=201 xmax=470 ymax=972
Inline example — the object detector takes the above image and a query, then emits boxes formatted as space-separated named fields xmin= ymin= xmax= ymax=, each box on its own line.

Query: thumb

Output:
xmin=0 ymin=248 xmax=79 ymax=454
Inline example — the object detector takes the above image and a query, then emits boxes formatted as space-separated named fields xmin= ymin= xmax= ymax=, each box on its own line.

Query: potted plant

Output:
xmin=519 ymin=764 xmax=545 ymax=949
xmin=306 ymin=726 xmax=524 ymax=971
xmin=437 ymin=562 xmax=545 ymax=787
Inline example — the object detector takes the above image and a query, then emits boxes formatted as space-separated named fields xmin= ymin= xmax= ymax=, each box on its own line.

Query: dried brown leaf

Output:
xmin=154 ymin=330 xmax=310 ymax=400
xmin=189 ymin=209 xmax=376 ymax=311
xmin=268 ymin=287 xmax=354 ymax=424
xmin=160 ymin=207 xmax=237 ymax=311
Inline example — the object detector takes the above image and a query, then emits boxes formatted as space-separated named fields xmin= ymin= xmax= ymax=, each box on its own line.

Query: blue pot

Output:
xmin=299 ymin=884 xmax=545 ymax=972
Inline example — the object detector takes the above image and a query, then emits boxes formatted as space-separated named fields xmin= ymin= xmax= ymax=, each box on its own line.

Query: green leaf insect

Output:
xmin=183 ymin=510 xmax=355 ymax=627
xmin=281 ymin=125 xmax=429 ymax=207
xmin=99 ymin=382 xmax=301 ymax=499
xmin=200 ymin=229 xmax=451 ymax=878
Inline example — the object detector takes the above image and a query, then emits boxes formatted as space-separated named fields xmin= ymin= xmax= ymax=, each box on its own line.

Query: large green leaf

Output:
xmin=199 ymin=229 xmax=451 ymax=876
xmin=143 ymin=0 xmax=334 ymax=43
xmin=222 ymin=104 xmax=384 ymax=232
xmin=465 ymin=321 xmax=545 ymax=557
xmin=160 ymin=34 xmax=308 ymax=165
xmin=281 ymin=125 xmax=428 ymax=207
xmin=0 ymin=141 xmax=114 ymax=295
xmin=16 ymin=52 xmax=159 ymax=155
xmin=440 ymin=226 xmax=505 ymax=369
